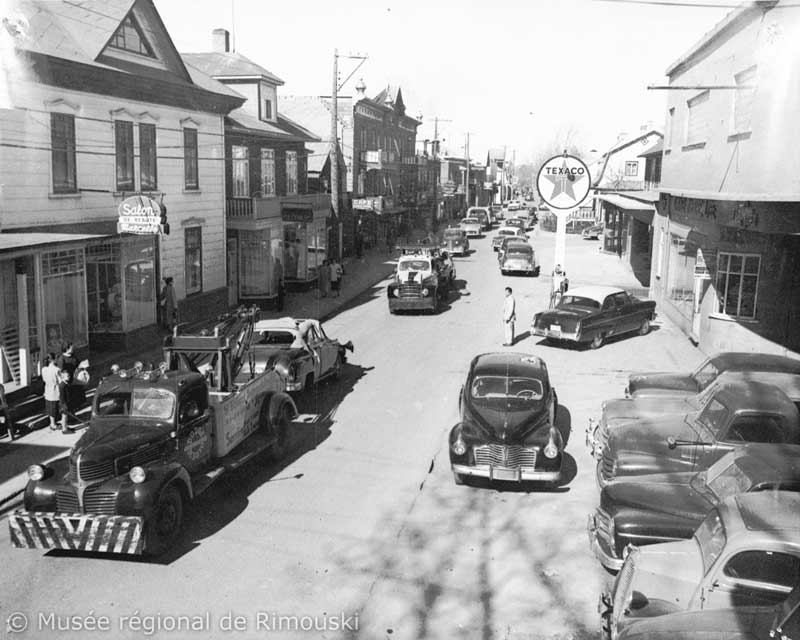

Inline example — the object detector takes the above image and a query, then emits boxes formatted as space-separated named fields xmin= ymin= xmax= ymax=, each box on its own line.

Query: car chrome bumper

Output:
xmin=586 ymin=417 xmax=602 ymax=459
xmin=451 ymin=463 xmax=560 ymax=482
xmin=532 ymin=327 xmax=580 ymax=341
xmin=587 ymin=513 xmax=623 ymax=572
xmin=389 ymin=298 xmax=435 ymax=311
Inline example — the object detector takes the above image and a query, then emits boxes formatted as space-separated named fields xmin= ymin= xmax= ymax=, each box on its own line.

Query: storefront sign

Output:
xmin=117 ymin=196 xmax=163 ymax=235
xmin=281 ymin=207 xmax=313 ymax=223
xmin=353 ymin=197 xmax=382 ymax=212
xmin=536 ymin=154 xmax=591 ymax=211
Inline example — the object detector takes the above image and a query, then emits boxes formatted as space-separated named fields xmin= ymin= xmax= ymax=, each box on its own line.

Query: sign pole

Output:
xmin=554 ymin=208 xmax=573 ymax=272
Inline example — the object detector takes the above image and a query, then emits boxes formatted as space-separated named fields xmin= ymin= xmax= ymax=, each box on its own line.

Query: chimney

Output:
xmin=212 ymin=29 xmax=230 ymax=53
xmin=355 ymin=78 xmax=366 ymax=101
xmin=423 ymin=139 xmax=429 ymax=156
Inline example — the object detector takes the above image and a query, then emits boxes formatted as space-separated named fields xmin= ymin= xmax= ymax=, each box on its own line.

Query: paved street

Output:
xmin=0 ymin=230 xmax=704 ymax=640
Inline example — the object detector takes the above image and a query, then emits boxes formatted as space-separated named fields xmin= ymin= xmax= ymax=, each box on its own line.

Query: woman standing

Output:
xmin=56 ymin=342 xmax=84 ymax=432
xmin=42 ymin=353 xmax=62 ymax=432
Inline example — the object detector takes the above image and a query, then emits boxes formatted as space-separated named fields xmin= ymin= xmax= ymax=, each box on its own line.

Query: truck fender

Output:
xmin=142 ymin=461 xmax=195 ymax=502
xmin=266 ymin=391 xmax=298 ymax=424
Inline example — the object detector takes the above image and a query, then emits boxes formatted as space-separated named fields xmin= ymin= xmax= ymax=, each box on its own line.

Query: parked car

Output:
xmin=582 ymin=223 xmax=603 ymax=240
xmin=500 ymin=243 xmax=540 ymax=276
xmin=449 ymin=353 xmax=562 ymax=486
xmin=626 ymin=352 xmax=800 ymax=398
xmin=460 ymin=217 xmax=482 ymax=238
xmin=492 ymin=226 xmax=528 ymax=251
xmin=441 ymin=227 xmax=470 ymax=256
xmin=596 ymin=379 xmax=800 ymax=488
xmin=490 ymin=203 xmax=504 ymax=221
xmin=587 ymin=370 xmax=800 ymax=458
xmin=251 ymin=318 xmax=353 ymax=392
xmin=496 ymin=236 xmax=530 ymax=264
xmin=600 ymin=491 xmax=800 ymax=640
xmin=566 ymin=219 xmax=595 ymax=234
xmin=532 ymin=286 xmax=656 ymax=349
xmin=504 ymin=217 xmax=527 ymax=230
xmin=588 ymin=443 xmax=800 ymax=572
xmin=466 ymin=206 xmax=492 ymax=230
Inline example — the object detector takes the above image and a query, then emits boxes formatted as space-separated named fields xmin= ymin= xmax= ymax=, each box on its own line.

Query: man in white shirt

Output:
xmin=503 ymin=286 xmax=516 ymax=346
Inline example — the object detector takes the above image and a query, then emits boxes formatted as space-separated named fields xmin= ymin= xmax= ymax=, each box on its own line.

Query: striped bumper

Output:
xmin=9 ymin=510 xmax=144 ymax=554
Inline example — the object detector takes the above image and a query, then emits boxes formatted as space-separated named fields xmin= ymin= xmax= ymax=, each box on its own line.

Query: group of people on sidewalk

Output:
xmin=42 ymin=343 xmax=88 ymax=435
xmin=317 ymin=259 xmax=344 ymax=298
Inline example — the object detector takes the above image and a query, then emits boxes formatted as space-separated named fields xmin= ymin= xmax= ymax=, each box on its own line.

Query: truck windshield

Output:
xmin=694 ymin=508 xmax=726 ymax=573
xmin=444 ymin=230 xmax=464 ymax=239
xmin=398 ymin=260 xmax=430 ymax=271
xmin=95 ymin=387 xmax=175 ymax=420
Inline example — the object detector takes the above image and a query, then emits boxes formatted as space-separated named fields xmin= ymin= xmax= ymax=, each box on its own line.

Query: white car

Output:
xmin=460 ymin=217 xmax=482 ymax=238
xmin=492 ymin=226 xmax=528 ymax=250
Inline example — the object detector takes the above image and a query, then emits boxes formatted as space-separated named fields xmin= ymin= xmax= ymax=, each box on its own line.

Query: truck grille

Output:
xmin=77 ymin=459 xmax=115 ymax=482
xmin=56 ymin=488 xmax=79 ymax=513
xmin=595 ymin=507 xmax=614 ymax=547
xmin=601 ymin=450 xmax=615 ymax=482
xmin=82 ymin=485 xmax=118 ymax=515
xmin=122 ymin=442 xmax=163 ymax=470
xmin=399 ymin=284 xmax=422 ymax=297
xmin=474 ymin=444 xmax=537 ymax=468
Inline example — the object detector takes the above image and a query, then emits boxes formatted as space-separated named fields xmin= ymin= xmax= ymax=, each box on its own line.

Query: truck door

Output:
xmin=176 ymin=392 xmax=213 ymax=473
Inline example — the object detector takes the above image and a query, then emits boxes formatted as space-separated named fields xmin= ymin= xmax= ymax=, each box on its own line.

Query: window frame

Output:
xmin=114 ymin=120 xmax=135 ymax=192
xmin=51 ymin=112 xmax=77 ymax=194
xmin=109 ymin=13 xmax=155 ymax=58
xmin=184 ymin=227 xmax=203 ymax=295
xmin=260 ymin=148 xmax=276 ymax=196
xmin=139 ymin=122 xmax=157 ymax=191
xmin=685 ymin=90 xmax=710 ymax=147
xmin=262 ymin=98 xmax=272 ymax=121
xmin=286 ymin=150 xmax=298 ymax=195
xmin=715 ymin=251 xmax=760 ymax=320
xmin=731 ymin=66 xmax=757 ymax=136
xmin=624 ymin=161 xmax=638 ymax=177
xmin=183 ymin=128 xmax=199 ymax=190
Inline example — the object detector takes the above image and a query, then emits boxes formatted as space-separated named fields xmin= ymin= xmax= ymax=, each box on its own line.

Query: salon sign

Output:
xmin=117 ymin=196 xmax=163 ymax=235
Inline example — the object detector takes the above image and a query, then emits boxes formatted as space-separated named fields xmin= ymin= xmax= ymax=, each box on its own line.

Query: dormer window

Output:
xmin=262 ymin=99 xmax=272 ymax=121
xmin=110 ymin=14 xmax=154 ymax=57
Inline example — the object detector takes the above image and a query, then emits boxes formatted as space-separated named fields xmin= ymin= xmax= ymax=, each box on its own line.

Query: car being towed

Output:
xmin=532 ymin=286 xmax=656 ymax=349
xmin=596 ymin=379 xmax=800 ymax=488
xmin=626 ymin=351 xmax=800 ymax=398
xmin=588 ymin=443 xmax=800 ymax=572
xmin=449 ymin=353 xmax=562 ymax=486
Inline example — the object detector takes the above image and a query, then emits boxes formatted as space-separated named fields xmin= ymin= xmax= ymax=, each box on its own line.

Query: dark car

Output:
xmin=496 ymin=236 xmax=530 ymax=264
xmin=500 ymin=243 xmax=540 ymax=276
xmin=581 ymin=223 xmax=603 ymax=240
xmin=492 ymin=226 xmax=528 ymax=251
xmin=589 ymin=444 xmax=800 ymax=571
xmin=532 ymin=286 xmax=656 ymax=349
xmin=441 ymin=227 xmax=470 ymax=256
xmin=449 ymin=353 xmax=562 ymax=486
xmin=626 ymin=352 xmax=800 ymax=398
xmin=466 ymin=206 xmax=492 ymax=230
xmin=597 ymin=380 xmax=800 ymax=488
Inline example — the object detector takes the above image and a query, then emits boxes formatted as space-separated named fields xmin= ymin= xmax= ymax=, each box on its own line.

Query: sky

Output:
xmin=156 ymin=0 xmax=736 ymax=164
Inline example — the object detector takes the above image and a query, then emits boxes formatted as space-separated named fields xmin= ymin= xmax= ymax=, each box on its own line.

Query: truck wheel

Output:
xmin=639 ymin=317 xmax=651 ymax=336
xmin=145 ymin=485 xmax=183 ymax=556
xmin=270 ymin=405 xmax=292 ymax=460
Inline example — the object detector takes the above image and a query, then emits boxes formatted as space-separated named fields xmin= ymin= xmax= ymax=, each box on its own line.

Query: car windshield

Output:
xmin=94 ymin=386 xmax=175 ymax=420
xmin=462 ymin=218 xmax=479 ymax=225
xmin=398 ymin=260 xmax=430 ymax=271
xmin=692 ymin=358 xmax=720 ymax=389
xmin=694 ymin=508 xmax=727 ymax=573
xmin=470 ymin=375 xmax=544 ymax=404
xmin=558 ymin=295 xmax=600 ymax=310
xmin=444 ymin=230 xmax=464 ymax=239
xmin=499 ymin=229 xmax=516 ymax=236
xmin=706 ymin=459 xmax=752 ymax=500
xmin=697 ymin=397 xmax=730 ymax=436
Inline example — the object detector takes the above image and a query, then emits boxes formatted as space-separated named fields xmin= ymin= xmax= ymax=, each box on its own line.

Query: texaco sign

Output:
xmin=536 ymin=154 xmax=591 ymax=210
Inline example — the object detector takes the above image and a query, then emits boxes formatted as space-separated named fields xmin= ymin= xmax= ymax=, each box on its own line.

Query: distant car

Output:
xmin=500 ymin=243 xmax=540 ymax=276
xmin=601 ymin=492 xmax=800 ymax=639
xmin=441 ymin=227 xmax=470 ymax=256
xmin=566 ymin=219 xmax=595 ymax=234
xmin=532 ymin=286 xmax=657 ymax=350
xmin=581 ymin=223 xmax=603 ymax=240
xmin=490 ymin=204 xmax=504 ymax=221
xmin=504 ymin=217 xmax=527 ymax=230
xmin=588 ymin=443 xmax=800 ymax=572
xmin=492 ymin=226 xmax=528 ymax=251
xmin=449 ymin=353 xmax=562 ymax=486
xmin=460 ymin=217 xmax=482 ymax=238
xmin=496 ymin=236 xmax=530 ymax=264
xmin=252 ymin=318 xmax=354 ymax=392
xmin=466 ymin=206 xmax=492 ymax=230
xmin=626 ymin=352 xmax=800 ymax=398
xmin=507 ymin=200 xmax=521 ymax=212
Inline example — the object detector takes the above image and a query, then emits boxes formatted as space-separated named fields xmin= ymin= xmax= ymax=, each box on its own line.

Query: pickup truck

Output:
xmin=596 ymin=379 xmax=800 ymax=488
xmin=8 ymin=311 xmax=297 ymax=556
xmin=388 ymin=245 xmax=455 ymax=314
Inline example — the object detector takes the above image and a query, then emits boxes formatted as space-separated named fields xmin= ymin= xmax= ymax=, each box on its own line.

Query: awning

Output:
xmin=0 ymin=232 xmax=110 ymax=257
xmin=599 ymin=193 xmax=655 ymax=224
xmin=667 ymin=221 xmax=706 ymax=249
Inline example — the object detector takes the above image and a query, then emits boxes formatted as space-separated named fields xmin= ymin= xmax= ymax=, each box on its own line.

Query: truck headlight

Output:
xmin=544 ymin=440 xmax=558 ymax=459
xmin=129 ymin=466 xmax=147 ymax=484
xmin=421 ymin=288 xmax=429 ymax=296
xmin=28 ymin=464 xmax=45 ymax=481
xmin=393 ymin=289 xmax=400 ymax=298
xmin=452 ymin=439 xmax=467 ymax=456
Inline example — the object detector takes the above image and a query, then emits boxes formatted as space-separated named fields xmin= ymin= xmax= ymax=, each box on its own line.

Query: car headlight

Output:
xmin=28 ymin=464 xmax=45 ymax=481
xmin=421 ymin=287 xmax=429 ymax=296
xmin=452 ymin=439 xmax=467 ymax=456
xmin=129 ymin=466 xmax=147 ymax=484
xmin=544 ymin=440 xmax=558 ymax=459
xmin=393 ymin=288 xmax=400 ymax=297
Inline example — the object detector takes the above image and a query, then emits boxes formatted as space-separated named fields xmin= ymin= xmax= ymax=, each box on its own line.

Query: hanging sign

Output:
xmin=536 ymin=154 xmax=591 ymax=211
xmin=117 ymin=195 xmax=163 ymax=234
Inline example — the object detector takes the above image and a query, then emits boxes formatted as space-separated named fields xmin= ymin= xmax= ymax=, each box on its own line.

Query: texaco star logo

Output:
xmin=537 ymin=154 xmax=591 ymax=210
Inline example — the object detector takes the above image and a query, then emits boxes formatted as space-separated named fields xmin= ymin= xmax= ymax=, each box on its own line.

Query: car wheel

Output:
xmin=144 ymin=485 xmax=183 ymax=556
xmin=500 ymin=269 xmax=506 ymax=275
xmin=638 ymin=317 xmax=651 ymax=336
xmin=534 ymin=266 xmax=541 ymax=277
xmin=269 ymin=404 xmax=292 ymax=460
xmin=453 ymin=471 xmax=465 ymax=485
xmin=590 ymin=333 xmax=604 ymax=349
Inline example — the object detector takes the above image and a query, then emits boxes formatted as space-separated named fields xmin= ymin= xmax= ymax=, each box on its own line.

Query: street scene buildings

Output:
xmin=2 ymin=1 xmax=800 ymax=639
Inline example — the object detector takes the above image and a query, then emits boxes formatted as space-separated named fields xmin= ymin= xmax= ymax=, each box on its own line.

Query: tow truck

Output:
xmin=387 ymin=243 xmax=456 ymax=314
xmin=9 ymin=307 xmax=297 ymax=556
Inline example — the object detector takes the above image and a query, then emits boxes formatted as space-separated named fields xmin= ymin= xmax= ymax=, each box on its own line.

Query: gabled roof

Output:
xmin=593 ymin=129 xmax=664 ymax=187
xmin=277 ymin=95 xmax=354 ymax=142
xmin=181 ymin=52 xmax=284 ymax=85
xmin=225 ymin=108 xmax=318 ymax=143
xmin=639 ymin=139 xmax=663 ymax=158
xmin=38 ymin=0 xmax=134 ymax=61
xmin=373 ymin=85 xmax=405 ymax=113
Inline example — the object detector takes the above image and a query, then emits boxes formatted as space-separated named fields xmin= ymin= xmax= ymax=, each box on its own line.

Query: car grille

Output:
xmin=82 ymin=485 xmax=118 ymax=515
xmin=601 ymin=450 xmax=615 ymax=482
xmin=595 ymin=507 xmax=614 ymax=548
xmin=56 ymin=488 xmax=80 ymax=513
xmin=399 ymin=284 xmax=422 ymax=297
xmin=76 ymin=459 xmax=115 ymax=482
xmin=474 ymin=444 xmax=537 ymax=468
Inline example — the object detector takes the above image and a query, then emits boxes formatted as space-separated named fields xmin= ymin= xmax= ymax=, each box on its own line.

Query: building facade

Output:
xmin=0 ymin=0 xmax=242 ymax=393
xmin=651 ymin=0 xmax=800 ymax=355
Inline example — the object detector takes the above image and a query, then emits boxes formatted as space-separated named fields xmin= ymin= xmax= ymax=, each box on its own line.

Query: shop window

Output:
xmin=115 ymin=120 xmax=135 ymax=191
xmin=686 ymin=90 xmax=710 ymax=146
xmin=183 ymin=128 xmax=199 ymax=190
xmin=232 ymin=146 xmax=249 ymax=198
xmin=123 ymin=242 xmax=155 ymax=329
xmin=286 ymin=151 xmax=298 ymax=195
xmin=732 ymin=66 xmax=756 ymax=135
xmin=86 ymin=243 xmax=122 ymax=333
xmin=51 ymin=113 xmax=76 ymax=193
xmin=139 ymin=123 xmax=157 ymax=191
xmin=261 ymin=149 xmax=275 ymax=196
xmin=716 ymin=252 xmax=759 ymax=319
xmin=110 ymin=13 xmax=154 ymax=57
xmin=625 ymin=161 xmax=638 ymax=177
xmin=666 ymin=234 xmax=696 ymax=318
xmin=239 ymin=229 xmax=271 ymax=297
xmin=42 ymin=249 xmax=87 ymax=351
xmin=284 ymin=224 xmax=307 ymax=280
xmin=185 ymin=227 xmax=203 ymax=294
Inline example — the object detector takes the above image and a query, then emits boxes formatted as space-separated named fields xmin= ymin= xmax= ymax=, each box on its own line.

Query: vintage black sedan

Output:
xmin=588 ymin=443 xmax=800 ymax=572
xmin=626 ymin=351 xmax=800 ymax=398
xmin=500 ymin=243 xmax=540 ymax=276
xmin=597 ymin=379 xmax=800 ymax=488
xmin=532 ymin=286 xmax=656 ymax=349
xmin=449 ymin=353 xmax=562 ymax=486
xmin=441 ymin=227 xmax=470 ymax=256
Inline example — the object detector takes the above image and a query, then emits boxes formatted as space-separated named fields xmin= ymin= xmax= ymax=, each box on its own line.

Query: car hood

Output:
xmin=603 ymin=396 xmax=699 ymax=422
xmin=604 ymin=478 xmax=713 ymax=520
xmin=617 ymin=607 xmax=768 ymax=640
xmin=628 ymin=373 xmax=699 ymax=397
xmin=630 ymin=540 xmax=703 ymax=610
xmin=74 ymin=419 xmax=172 ymax=462
xmin=608 ymin=416 xmax=700 ymax=453
xmin=466 ymin=401 xmax=549 ymax=442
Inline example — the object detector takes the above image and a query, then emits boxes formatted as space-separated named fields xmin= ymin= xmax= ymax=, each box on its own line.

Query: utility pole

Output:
xmin=465 ymin=132 xmax=471 ymax=210
xmin=431 ymin=116 xmax=452 ymax=228
xmin=330 ymin=49 xmax=339 ymax=217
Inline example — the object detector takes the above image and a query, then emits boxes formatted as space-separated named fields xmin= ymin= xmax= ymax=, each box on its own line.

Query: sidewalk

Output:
xmin=0 ymin=247 xmax=397 ymax=515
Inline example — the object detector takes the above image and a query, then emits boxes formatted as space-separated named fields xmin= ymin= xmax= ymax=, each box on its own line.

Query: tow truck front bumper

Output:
xmin=9 ymin=510 xmax=144 ymax=554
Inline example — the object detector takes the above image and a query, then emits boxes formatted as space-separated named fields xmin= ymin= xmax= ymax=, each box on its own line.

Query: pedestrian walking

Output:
xmin=502 ymin=286 xmax=516 ymax=346
xmin=318 ymin=259 xmax=330 ymax=297
xmin=329 ymin=259 xmax=343 ymax=297
xmin=160 ymin=276 xmax=177 ymax=331
xmin=42 ymin=353 xmax=62 ymax=432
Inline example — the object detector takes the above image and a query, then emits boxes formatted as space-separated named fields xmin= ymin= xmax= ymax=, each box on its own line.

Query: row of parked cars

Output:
xmin=584 ymin=351 xmax=800 ymax=639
